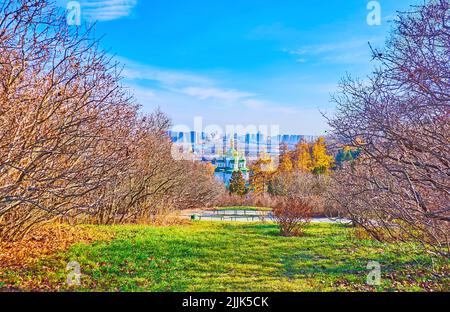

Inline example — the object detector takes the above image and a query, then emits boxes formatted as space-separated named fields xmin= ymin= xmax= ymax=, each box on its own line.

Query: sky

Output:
xmin=60 ymin=0 xmax=422 ymax=135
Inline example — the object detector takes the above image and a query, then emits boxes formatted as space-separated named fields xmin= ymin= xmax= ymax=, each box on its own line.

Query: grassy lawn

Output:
xmin=1 ymin=222 xmax=448 ymax=292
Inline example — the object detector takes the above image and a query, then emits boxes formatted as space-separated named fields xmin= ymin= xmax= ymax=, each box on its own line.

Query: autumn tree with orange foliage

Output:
xmin=293 ymin=141 xmax=313 ymax=172
xmin=250 ymin=137 xmax=334 ymax=197
xmin=311 ymin=137 xmax=335 ymax=174
xmin=249 ymin=153 xmax=276 ymax=194
xmin=277 ymin=143 xmax=294 ymax=173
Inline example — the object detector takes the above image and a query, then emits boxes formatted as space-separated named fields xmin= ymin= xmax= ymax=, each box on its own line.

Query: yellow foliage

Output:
xmin=204 ymin=162 xmax=216 ymax=175
xmin=278 ymin=144 xmax=293 ymax=173
xmin=294 ymin=141 xmax=313 ymax=172
xmin=250 ymin=153 xmax=276 ymax=194
xmin=311 ymin=137 xmax=334 ymax=174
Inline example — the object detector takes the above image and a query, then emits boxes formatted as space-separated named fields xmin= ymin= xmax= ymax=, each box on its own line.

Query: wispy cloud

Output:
xmin=119 ymin=58 xmax=256 ymax=104
xmin=117 ymin=57 xmax=330 ymax=134
xmin=80 ymin=0 xmax=138 ymax=22
xmin=121 ymin=65 xmax=213 ymax=87
xmin=246 ymin=23 xmax=302 ymax=41
xmin=284 ymin=37 xmax=382 ymax=64
xmin=179 ymin=87 xmax=254 ymax=102
xmin=242 ymin=99 xmax=265 ymax=110
xmin=295 ymin=58 xmax=307 ymax=64
xmin=287 ymin=40 xmax=367 ymax=56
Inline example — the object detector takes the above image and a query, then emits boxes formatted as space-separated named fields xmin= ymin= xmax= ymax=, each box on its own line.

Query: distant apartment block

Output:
xmin=168 ymin=131 xmax=317 ymax=159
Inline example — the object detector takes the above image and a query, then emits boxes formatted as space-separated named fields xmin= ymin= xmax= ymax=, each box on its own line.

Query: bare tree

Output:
xmin=328 ymin=0 xmax=449 ymax=256
xmin=0 ymin=0 xmax=136 ymax=239
xmin=0 ymin=0 xmax=224 ymax=239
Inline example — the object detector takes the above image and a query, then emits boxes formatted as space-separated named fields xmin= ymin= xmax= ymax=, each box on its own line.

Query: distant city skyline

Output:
xmin=168 ymin=130 xmax=317 ymax=161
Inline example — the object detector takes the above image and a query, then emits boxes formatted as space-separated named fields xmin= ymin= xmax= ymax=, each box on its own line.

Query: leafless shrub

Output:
xmin=272 ymin=197 xmax=312 ymax=237
xmin=328 ymin=0 xmax=449 ymax=256
xmin=0 ymin=0 xmax=135 ymax=239
xmin=0 ymin=0 xmax=224 ymax=239
xmin=216 ymin=192 xmax=275 ymax=208
xmin=270 ymin=171 xmax=332 ymax=216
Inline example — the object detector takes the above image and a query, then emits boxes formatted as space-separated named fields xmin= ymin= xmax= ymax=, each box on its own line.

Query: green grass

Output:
xmin=3 ymin=222 xmax=449 ymax=292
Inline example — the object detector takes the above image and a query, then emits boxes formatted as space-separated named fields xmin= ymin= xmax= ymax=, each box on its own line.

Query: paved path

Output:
xmin=181 ymin=209 xmax=350 ymax=224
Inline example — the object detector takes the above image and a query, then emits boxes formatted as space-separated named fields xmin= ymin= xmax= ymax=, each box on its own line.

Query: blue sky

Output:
xmin=64 ymin=0 xmax=421 ymax=135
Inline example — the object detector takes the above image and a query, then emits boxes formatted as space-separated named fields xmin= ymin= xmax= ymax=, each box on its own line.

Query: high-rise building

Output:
xmin=168 ymin=131 xmax=318 ymax=160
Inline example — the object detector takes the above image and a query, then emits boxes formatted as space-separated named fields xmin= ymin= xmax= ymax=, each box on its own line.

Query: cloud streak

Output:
xmin=80 ymin=0 xmax=138 ymax=21
xmin=119 ymin=58 xmax=257 ymax=104
xmin=121 ymin=66 xmax=213 ymax=87
xmin=284 ymin=37 xmax=383 ymax=64
xmin=179 ymin=87 xmax=254 ymax=102
xmin=118 ymin=57 xmax=330 ymax=134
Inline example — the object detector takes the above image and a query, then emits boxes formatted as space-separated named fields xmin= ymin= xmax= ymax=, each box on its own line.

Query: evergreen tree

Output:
xmin=228 ymin=171 xmax=248 ymax=196
xmin=336 ymin=146 xmax=360 ymax=168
